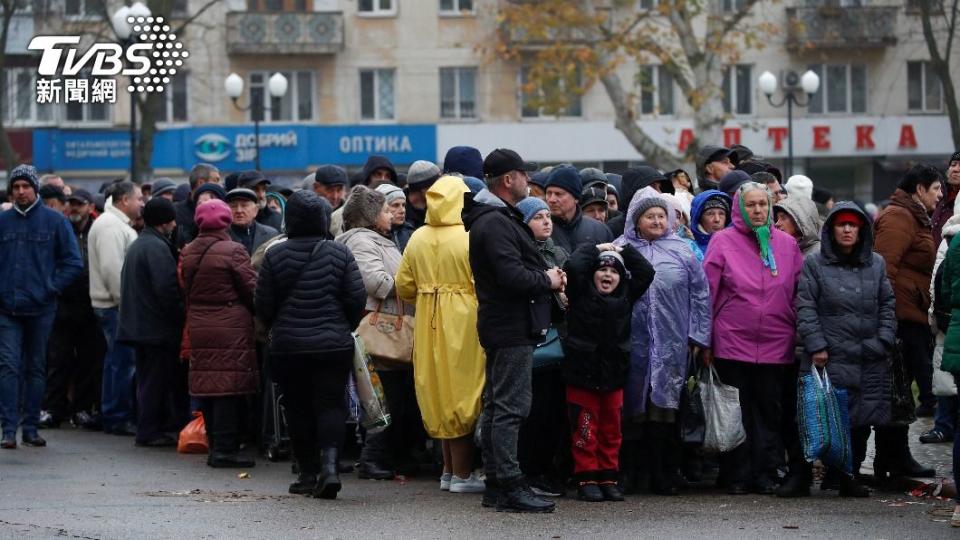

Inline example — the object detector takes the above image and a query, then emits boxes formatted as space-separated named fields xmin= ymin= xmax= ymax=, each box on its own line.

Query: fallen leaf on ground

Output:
xmin=238 ymin=472 xmax=250 ymax=479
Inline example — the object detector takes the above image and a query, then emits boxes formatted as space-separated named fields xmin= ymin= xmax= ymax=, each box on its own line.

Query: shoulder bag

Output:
xmin=357 ymin=288 xmax=414 ymax=365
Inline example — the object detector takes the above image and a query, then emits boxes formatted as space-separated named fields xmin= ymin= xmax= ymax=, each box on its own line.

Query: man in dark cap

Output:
xmin=696 ymin=145 xmax=735 ymax=192
xmin=39 ymin=184 xmax=67 ymax=213
xmin=150 ymin=178 xmax=178 ymax=202
xmin=544 ymin=165 xmax=613 ymax=253
xmin=175 ymin=163 xmax=221 ymax=249
xmin=225 ymin=188 xmax=279 ymax=255
xmin=462 ymin=148 xmax=561 ymax=513
xmin=404 ymin=160 xmax=441 ymax=230
xmin=237 ymin=170 xmax=283 ymax=231
xmin=118 ymin=198 xmax=188 ymax=447
xmin=310 ymin=165 xmax=348 ymax=210
xmin=718 ymin=170 xmax=752 ymax=198
xmin=579 ymin=185 xmax=609 ymax=224
xmin=40 ymin=188 xmax=106 ymax=431
xmin=0 ymin=165 xmax=83 ymax=448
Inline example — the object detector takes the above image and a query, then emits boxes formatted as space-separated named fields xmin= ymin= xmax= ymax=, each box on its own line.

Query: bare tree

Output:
xmin=0 ymin=0 xmax=23 ymax=173
xmin=919 ymin=0 xmax=960 ymax=148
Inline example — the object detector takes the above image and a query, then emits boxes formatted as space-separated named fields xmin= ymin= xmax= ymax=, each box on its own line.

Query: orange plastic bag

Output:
xmin=177 ymin=412 xmax=209 ymax=454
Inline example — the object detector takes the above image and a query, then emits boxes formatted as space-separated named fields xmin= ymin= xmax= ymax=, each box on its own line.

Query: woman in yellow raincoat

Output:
xmin=396 ymin=175 xmax=486 ymax=493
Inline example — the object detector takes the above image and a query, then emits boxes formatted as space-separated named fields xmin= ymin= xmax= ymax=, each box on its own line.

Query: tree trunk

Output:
xmin=137 ymin=92 xmax=161 ymax=182
xmin=919 ymin=0 xmax=960 ymax=148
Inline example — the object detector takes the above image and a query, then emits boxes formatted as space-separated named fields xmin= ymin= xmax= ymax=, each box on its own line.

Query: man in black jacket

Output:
xmin=544 ymin=165 xmax=613 ymax=252
xmin=117 ymin=198 xmax=188 ymax=447
xmin=463 ymin=148 xmax=564 ymax=514
xmin=175 ymin=163 xmax=220 ymax=250
xmin=226 ymin=188 xmax=279 ymax=255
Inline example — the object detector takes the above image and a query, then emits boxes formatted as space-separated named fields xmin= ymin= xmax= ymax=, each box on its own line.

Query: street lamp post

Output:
xmin=111 ymin=2 xmax=151 ymax=183
xmin=224 ymin=72 xmax=289 ymax=171
xmin=758 ymin=69 xmax=821 ymax=178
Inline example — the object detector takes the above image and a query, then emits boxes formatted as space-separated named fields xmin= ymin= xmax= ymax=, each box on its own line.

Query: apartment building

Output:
xmin=2 ymin=0 xmax=957 ymax=200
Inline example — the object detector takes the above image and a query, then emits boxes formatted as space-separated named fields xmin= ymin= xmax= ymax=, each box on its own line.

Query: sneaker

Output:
xmin=450 ymin=473 xmax=485 ymax=494
xmin=38 ymin=410 xmax=60 ymax=429
xmin=919 ymin=429 xmax=951 ymax=444
xmin=440 ymin=472 xmax=452 ymax=491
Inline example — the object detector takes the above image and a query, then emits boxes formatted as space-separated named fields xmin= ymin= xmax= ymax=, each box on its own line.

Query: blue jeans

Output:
xmin=95 ymin=307 xmax=136 ymax=428
xmin=935 ymin=395 xmax=958 ymax=437
xmin=0 ymin=310 xmax=56 ymax=435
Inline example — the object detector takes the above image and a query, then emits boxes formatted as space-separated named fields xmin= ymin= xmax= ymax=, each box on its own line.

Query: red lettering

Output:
xmin=768 ymin=127 xmax=788 ymax=152
xmin=898 ymin=124 xmax=918 ymax=149
xmin=855 ymin=125 xmax=875 ymax=150
xmin=723 ymin=127 xmax=741 ymax=148
xmin=813 ymin=125 xmax=831 ymax=150
xmin=678 ymin=129 xmax=695 ymax=154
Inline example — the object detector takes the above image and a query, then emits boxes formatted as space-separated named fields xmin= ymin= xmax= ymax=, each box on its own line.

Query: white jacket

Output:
xmin=88 ymin=200 xmax=138 ymax=309
xmin=930 ymin=213 xmax=960 ymax=397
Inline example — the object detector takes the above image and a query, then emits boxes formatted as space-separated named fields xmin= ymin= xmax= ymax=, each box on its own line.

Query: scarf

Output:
xmin=739 ymin=193 xmax=778 ymax=276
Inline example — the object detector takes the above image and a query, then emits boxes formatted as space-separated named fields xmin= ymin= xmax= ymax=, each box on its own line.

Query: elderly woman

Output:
xmin=795 ymin=203 xmax=895 ymax=498
xmin=395 ymin=176 xmax=486 ymax=494
xmin=376 ymin=183 xmax=415 ymax=252
xmin=614 ymin=187 xmax=711 ymax=495
xmin=179 ymin=199 xmax=259 ymax=469
xmin=256 ymin=191 xmax=366 ymax=499
xmin=336 ymin=185 xmax=419 ymax=481
xmin=703 ymin=182 xmax=804 ymax=495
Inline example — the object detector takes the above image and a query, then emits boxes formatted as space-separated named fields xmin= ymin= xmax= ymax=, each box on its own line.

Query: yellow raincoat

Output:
xmin=395 ymin=176 xmax=485 ymax=439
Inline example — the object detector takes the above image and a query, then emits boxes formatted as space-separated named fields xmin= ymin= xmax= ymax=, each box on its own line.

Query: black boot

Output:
xmin=648 ymin=423 xmax=678 ymax=496
xmin=315 ymin=447 xmax=342 ymax=499
xmin=839 ymin=473 xmax=870 ymax=497
xmin=875 ymin=426 xmax=936 ymax=479
xmin=482 ymin=476 xmax=500 ymax=508
xmin=619 ymin=440 xmax=638 ymax=495
xmin=776 ymin=463 xmax=811 ymax=498
xmin=820 ymin=467 xmax=841 ymax=490
xmin=289 ymin=473 xmax=318 ymax=495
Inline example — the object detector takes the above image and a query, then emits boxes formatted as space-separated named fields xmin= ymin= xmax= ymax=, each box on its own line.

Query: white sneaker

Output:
xmin=449 ymin=473 xmax=486 ymax=494
xmin=440 ymin=472 xmax=452 ymax=491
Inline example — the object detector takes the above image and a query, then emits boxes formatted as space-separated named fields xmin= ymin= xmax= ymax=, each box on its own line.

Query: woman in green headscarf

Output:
xmin=702 ymin=182 xmax=804 ymax=495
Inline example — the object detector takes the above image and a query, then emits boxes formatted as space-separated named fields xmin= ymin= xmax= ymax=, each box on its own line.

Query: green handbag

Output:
xmin=532 ymin=327 xmax=564 ymax=369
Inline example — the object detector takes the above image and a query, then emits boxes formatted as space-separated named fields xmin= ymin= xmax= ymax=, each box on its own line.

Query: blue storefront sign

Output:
xmin=33 ymin=124 xmax=437 ymax=172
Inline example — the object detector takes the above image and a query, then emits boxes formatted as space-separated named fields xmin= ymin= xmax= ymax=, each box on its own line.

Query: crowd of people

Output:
xmin=1 ymin=144 xmax=960 ymax=522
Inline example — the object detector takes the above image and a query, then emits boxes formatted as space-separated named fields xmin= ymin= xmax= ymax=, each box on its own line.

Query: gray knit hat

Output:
xmin=376 ymin=183 xmax=406 ymax=204
xmin=633 ymin=196 xmax=669 ymax=218
xmin=342 ymin=185 xmax=386 ymax=231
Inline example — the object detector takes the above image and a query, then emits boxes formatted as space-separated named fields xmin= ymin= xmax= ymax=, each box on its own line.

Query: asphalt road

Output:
xmin=0 ymin=426 xmax=956 ymax=540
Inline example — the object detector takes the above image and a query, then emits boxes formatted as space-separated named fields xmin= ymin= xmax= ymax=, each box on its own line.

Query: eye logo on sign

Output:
xmin=194 ymin=134 xmax=231 ymax=162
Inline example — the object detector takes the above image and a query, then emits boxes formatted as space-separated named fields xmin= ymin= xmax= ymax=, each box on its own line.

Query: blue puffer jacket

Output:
xmin=0 ymin=200 xmax=83 ymax=316
xmin=690 ymin=189 xmax=732 ymax=256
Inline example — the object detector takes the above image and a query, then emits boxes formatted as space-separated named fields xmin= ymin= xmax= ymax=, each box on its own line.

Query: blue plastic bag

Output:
xmin=797 ymin=367 xmax=852 ymax=474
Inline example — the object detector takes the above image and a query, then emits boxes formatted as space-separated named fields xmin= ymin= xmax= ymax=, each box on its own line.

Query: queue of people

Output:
xmin=1 ymin=147 xmax=960 ymax=524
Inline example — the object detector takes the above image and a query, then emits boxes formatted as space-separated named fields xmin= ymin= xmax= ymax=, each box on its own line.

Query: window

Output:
xmin=907 ymin=61 xmax=943 ymax=112
xmin=807 ymin=63 xmax=866 ymax=114
xmin=519 ymin=65 xmax=582 ymax=118
xmin=638 ymin=65 xmax=674 ymax=115
xmin=722 ymin=64 xmax=752 ymax=115
xmin=65 ymin=99 xmax=108 ymax=122
xmin=440 ymin=67 xmax=477 ymax=120
xmin=248 ymin=70 xmax=314 ymax=122
xmin=0 ymin=68 xmax=56 ymax=125
xmin=358 ymin=0 xmax=395 ymax=16
xmin=64 ymin=0 xmax=102 ymax=18
xmin=638 ymin=0 xmax=659 ymax=9
xmin=155 ymin=73 xmax=189 ymax=123
xmin=439 ymin=0 xmax=472 ymax=13
xmin=360 ymin=69 xmax=395 ymax=121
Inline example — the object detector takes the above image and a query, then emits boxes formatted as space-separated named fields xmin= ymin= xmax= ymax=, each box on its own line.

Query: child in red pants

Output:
xmin=562 ymin=242 xmax=654 ymax=501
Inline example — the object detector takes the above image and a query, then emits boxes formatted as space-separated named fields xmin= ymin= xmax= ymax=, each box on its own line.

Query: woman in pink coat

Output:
xmin=702 ymin=181 xmax=803 ymax=495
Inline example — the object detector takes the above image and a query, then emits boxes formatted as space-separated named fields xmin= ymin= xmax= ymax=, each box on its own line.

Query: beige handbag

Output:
xmin=357 ymin=292 xmax=414 ymax=365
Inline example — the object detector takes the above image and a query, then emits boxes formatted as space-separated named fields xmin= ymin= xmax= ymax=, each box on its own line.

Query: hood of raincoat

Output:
xmin=426 ymin=175 xmax=469 ymax=227
xmin=690 ymin=189 xmax=732 ymax=250
xmin=821 ymin=201 xmax=874 ymax=266
xmin=619 ymin=187 xmax=676 ymax=245
xmin=774 ymin=194 xmax=822 ymax=256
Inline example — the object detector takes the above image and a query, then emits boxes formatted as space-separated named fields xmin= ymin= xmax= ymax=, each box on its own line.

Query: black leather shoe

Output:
xmin=727 ymin=483 xmax=750 ymax=495
xmin=315 ymin=447 xmax=342 ymax=499
xmin=104 ymin=421 xmax=137 ymax=436
xmin=753 ymin=477 xmax=777 ymax=495
xmin=357 ymin=463 xmax=395 ymax=480
xmin=1 ymin=433 xmax=17 ymax=449
xmin=838 ymin=474 xmax=870 ymax=497
xmin=577 ymin=482 xmax=604 ymax=502
xmin=207 ymin=454 xmax=255 ymax=468
xmin=289 ymin=474 xmax=318 ymax=495
xmin=38 ymin=410 xmax=61 ymax=429
xmin=598 ymin=482 xmax=624 ymax=501
xmin=22 ymin=432 xmax=47 ymax=447
xmin=497 ymin=482 xmax=555 ymax=513
xmin=482 ymin=478 xmax=500 ymax=508
xmin=776 ymin=471 xmax=811 ymax=498
xmin=135 ymin=435 xmax=177 ymax=448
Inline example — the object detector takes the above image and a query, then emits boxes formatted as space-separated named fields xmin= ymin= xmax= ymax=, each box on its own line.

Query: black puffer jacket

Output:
xmin=550 ymin=210 xmax=613 ymax=253
xmin=463 ymin=189 xmax=553 ymax=349
xmin=796 ymin=202 xmax=897 ymax=427
xmin=117 ymin=227 xmax=183 ymax=347
xmin=256 ymin=191 xmax=366 ymax=357
xmin=561 ymin=244 xmax=655 ymax=392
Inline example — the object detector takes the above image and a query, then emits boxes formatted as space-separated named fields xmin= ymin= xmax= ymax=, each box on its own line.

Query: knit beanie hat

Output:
xmin=443 ymin=146 xmax=484 ymax=179
xmin=833 ymin=209 xmax=864 ymax=227
xmin=342 ymin=185 xmax=386 ymax=231
xmin=193 ymin=182 xmax=226 ymax=202
xmin=376 ymin=183 xmax=406 ymax=204
xmin=463 ymin=176 xmax=486 ymax=194
xmin=143 ymin=197 xmax=176 ymax=227
xmin=195 ymin=199 xmax=232 ymax=231
xmin=738 ymin=182 xmax=777 ymax=275
xmin=633 ymin=195 xmax=669 ymax=218
xmin=9 ymin=164 xmax=39 ymax=193
xmin=785 ymin=175 xmax=814 ymax=200
xmin=406 ymin=160 xmax=442 ymax=191
xmin=151 ymin=178 xmax=178 ymax=198
xmin=579 ymin=167 xmax=607 ymax=186
xmin=545 ymin=165 xmax=583 ymax=200
xmin=596 ymin=250 xmax=626 ymax=276
xmin=702 ymin=195 xmax=731 ymax=214
xmin=516 ymin=196 xmax=550 ymax=224
xmin=950 ymin=151 xmax=960 ymax=165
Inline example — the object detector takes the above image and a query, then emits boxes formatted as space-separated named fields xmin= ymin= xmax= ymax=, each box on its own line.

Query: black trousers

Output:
xmin=715 ymin=359 xmax=783 ymax=486
xmin=518 ymin=366 xmax=569 ymax=480
xmin=360 ymin=368 xmax=425 ymax=470
xmin=899 ymin=320 xmax=935 ymax=409
xmin=274 ymin=351 xmax=352 ymax=475
xmin=781 ymin=362 xmax=806 ymax=473
xmin=44 ymin=303 xmax=105 ymax=418
xmin=134 ymin=345 xmax=190 ymax=442
xmin=200 ymin=395 xmax=245 ymax=456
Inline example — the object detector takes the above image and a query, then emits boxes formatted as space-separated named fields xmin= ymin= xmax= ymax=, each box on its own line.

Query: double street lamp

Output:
xmin=111 ymin=1 xmax=152 ymax=184
xmin=224 ymin=72 xmax=289 ymax=171
xmin=758 ymin=69 xmax=821 ymax=178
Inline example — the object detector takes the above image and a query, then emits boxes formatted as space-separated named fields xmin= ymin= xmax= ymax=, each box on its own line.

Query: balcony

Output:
xmin=225 ymin=11 xmax=344 ymax=55
xmin=786 ymin=6 xmax=898 ymax=51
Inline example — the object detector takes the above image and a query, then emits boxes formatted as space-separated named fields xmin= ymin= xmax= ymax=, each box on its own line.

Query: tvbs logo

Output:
xmin=27 ymin=16 xmax=188 ymax=105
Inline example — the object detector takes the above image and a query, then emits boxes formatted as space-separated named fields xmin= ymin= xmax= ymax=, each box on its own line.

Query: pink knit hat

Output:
xmin=195 ymin=199 xmax=232 ymax=231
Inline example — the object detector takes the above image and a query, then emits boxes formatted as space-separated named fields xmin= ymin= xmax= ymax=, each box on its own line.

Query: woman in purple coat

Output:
xmin=703 ymin=181 xmax=804 ymax=495
xmin=615 ymin=187 xmax=711 ymax=495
